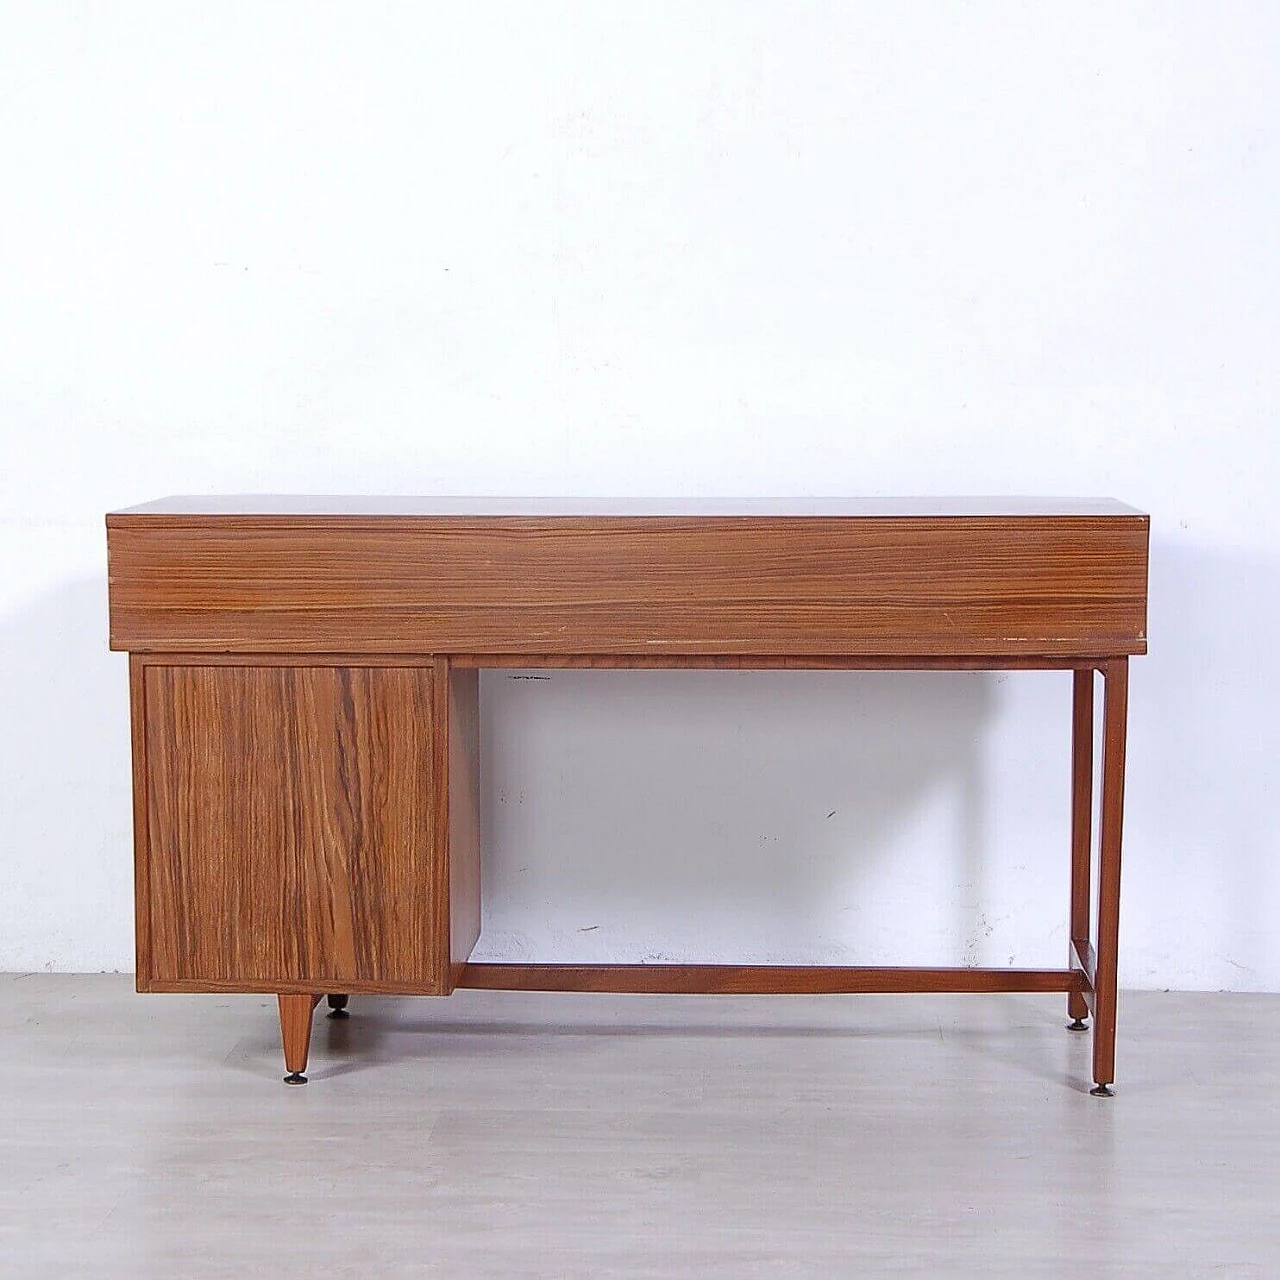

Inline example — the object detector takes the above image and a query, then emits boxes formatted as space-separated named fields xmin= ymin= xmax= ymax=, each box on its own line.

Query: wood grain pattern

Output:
xmin=145 ymin=976 xmax=465 ymax=995
xmin=1092 ymin=657 xmax=1129 ymax=1089
xmin=137 ymin=652 xmax=1105 ymax=672
xmin=449 ymin=654 xmax=1103 ymax=671
xmin=128 ymin=655 xmax=153 ymax=988
xmin=142 ymin=664 xmax=444 ymax=991
xmin=107 ymin=514 xmax=1149 ymax=657
xmin=446 ymin=665 xmax=482 ymax=983
xmin=1069 ymin=668 xmax=1095 ymax=1023
xmin=278 ymin=993 xmax=320 ymax=1078
xmin=108 ymin=497 xmax=1146 ymax=1088
xmin=458 ymin=964 xmax=1085 ymax=995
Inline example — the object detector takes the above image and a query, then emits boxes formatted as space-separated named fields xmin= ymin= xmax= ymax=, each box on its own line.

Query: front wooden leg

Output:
xmin=1091 ymin=658 xmax=1129 ymax=1096
xmin=278 ymin=994 xmax=322 ymax=1085
xmin=1068 ymin=668 xmax=1094 ymax=1029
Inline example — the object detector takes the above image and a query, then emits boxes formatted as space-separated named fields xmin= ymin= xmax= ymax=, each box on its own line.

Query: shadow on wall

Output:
xmin=0 ymin=574 xmax=134 ymax=971
xmin=478 ymin=667 xmax=1000 ymax=967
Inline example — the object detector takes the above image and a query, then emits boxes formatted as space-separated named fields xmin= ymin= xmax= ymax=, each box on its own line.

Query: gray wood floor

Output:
xmin=0 ymin=975 xmax=1274 ymax=1277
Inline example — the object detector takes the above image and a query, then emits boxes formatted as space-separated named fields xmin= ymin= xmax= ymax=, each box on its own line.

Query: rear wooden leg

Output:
xmin=1068 ymin=668 xmax=1094 ymax=1030
xmin=1091 ymin=658 xmax=1129 ymax=1096
xmin=278 ymin=994 xmax=321 ymax=1085
xmin=326 ymin=993 xmax=350 ymax=1018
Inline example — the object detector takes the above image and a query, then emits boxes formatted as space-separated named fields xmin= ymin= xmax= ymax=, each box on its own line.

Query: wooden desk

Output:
xmin=107 ymin=497 xmax=1149 ymax=1093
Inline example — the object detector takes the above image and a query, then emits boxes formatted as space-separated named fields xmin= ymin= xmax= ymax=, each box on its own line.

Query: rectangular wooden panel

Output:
xmin=107 ymin=509 xmax=1149 ymax=657
xmin=444 ymin=664 xmax=482 ymax=982
xmin=128 ymin=655 xmax=152 ymax=986
xmin=141 ymin=664 xmax=445 ymax=991
xmin=457 ymin=964 xmax=1084 ymax=995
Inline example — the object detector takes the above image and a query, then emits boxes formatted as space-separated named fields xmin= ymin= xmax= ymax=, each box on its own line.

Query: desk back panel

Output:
xmin=108 ymin=514 xmax=1149 ymax=658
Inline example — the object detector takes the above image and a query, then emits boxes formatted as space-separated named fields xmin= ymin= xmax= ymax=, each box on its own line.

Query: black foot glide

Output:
xmin=326 ymin=994 xmax=350 ymax=1019
xmin=1090 ymin=1084 xmax=1114 ymax=1097
xmin=283 ymin=1072 xmax=308 ymax=1085
xmin=1067 ymin=1018 xmax=1088 ymax=1032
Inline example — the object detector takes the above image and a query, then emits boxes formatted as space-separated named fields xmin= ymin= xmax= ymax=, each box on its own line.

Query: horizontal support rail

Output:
xmin=127 ymin=652 xmax=1116 ymax=672
xmin=450 ymin=654 xmax=1109 ymax=672
xmin=457 ymin=964 xmax=1085 ymax=996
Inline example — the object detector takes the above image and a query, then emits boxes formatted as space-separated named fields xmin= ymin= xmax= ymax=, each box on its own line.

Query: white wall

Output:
xmin=1 ymin=3 xmax=1276 ymax=989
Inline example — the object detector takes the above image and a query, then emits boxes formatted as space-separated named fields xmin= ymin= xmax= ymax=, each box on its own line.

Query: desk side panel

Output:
xmin=109 ymin=516 xmax=1149 ymax=657
xmin=141 ymin=663 xmax=446 ymax=991
xmin=443 ymin=663 xmax=482 ymax=983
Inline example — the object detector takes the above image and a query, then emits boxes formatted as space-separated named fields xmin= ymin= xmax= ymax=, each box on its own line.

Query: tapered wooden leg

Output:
xmin=1091 ymin=658 xmax=1129 ymax=1095
xmin=278 ymin=994 xmax=321 ymax=1085
xmin=1068 ymin=668 xmax=1094 ymax=1028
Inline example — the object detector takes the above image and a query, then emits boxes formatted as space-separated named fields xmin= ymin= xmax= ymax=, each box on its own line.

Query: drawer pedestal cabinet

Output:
xmin=106 ymin=497 xmax=1149 ymax=1093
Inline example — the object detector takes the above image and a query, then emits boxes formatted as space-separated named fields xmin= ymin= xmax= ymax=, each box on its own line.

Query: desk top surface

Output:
xmin=111 ymin=495 xmax=1146 ymax=520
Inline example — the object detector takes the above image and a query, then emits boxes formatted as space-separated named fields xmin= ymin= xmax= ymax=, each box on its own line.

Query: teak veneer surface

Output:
xmin=141 ymin=664 xmax=446 ymax=991
xmin=108 ymin=495 xmax=1147 ymax=1090
xmin=457 ymin=964 xmax=1084 ymax=995
xmin=444 ymin=665 xmax=482 ymax=985
xmin=107 ymin=498 xmax=1149 ymax=657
